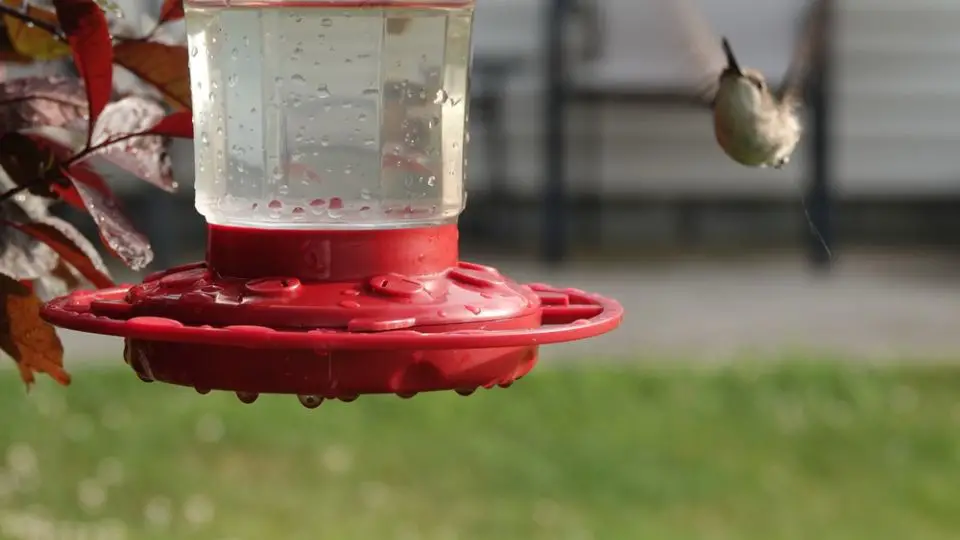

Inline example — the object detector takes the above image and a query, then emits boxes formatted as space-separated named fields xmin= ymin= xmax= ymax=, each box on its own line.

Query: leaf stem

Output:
xmin=63 ymin=131 xmax=148 ymax=166
xmin=0 ymin=3 xmax=65 ymax=41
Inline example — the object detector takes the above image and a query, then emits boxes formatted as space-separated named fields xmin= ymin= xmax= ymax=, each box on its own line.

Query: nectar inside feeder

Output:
xmin=41 ymin=0 xmax=624 ymax=406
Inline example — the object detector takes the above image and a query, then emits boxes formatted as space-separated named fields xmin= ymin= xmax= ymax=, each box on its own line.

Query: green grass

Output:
xmin=1 ymin=363 xmax=960 ymax=539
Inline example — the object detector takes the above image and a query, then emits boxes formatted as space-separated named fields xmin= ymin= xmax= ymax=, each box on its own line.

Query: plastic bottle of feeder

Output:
xmin=186 ymin=0 xmax=474 ymax=230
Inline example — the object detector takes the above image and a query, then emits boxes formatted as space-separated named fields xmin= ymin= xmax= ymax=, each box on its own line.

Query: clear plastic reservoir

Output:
xmin=184 ymin=0 xmax=474 ymax=229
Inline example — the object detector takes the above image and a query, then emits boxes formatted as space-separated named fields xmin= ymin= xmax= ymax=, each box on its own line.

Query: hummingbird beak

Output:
xmin=721 ymin=37 xmax=743 ymax=76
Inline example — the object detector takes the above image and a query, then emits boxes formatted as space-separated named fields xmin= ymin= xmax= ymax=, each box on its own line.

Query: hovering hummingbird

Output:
xmin=662 ymin=0 xmax=830 ymax=169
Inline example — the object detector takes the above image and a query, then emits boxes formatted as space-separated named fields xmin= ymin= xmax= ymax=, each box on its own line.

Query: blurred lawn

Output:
xmin=1 ymin=363 xmax=960 ymax=539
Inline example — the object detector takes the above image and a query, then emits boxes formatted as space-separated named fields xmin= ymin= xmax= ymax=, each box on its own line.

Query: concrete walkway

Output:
xmin=42 ymin=249 xmax=960 ymax=368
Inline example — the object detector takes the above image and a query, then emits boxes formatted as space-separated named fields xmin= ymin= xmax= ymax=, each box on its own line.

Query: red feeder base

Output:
xmin=41 ymin=224 xmax=623 ymax=404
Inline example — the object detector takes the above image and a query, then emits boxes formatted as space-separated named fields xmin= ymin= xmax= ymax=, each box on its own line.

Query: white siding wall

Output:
xmin=468 ymin=0 xmax=960 ymax=199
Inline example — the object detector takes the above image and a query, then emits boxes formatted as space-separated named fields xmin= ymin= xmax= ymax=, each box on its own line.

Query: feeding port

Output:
xmin=40 ymin=0 xmax=624 ymax=406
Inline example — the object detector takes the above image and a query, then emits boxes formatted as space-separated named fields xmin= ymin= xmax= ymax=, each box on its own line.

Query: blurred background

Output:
xmin=5 ymin=0 xmax=960 ymax=538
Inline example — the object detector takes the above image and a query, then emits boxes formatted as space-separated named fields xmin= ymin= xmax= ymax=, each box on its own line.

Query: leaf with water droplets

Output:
xmin=1 ymin=0 xmax=71 ymax=61
xmin=0 ymin=272 xmax=69 ymax=388
xmin=113 ymin=40 xmax=190 ymax=110
xmin=63 ymin=165 xmax=153 ymax=270
xmin=84 ymin=95 xmax=178 ymax=192
xmin=0 ymin=75 xmax=88 ymax=134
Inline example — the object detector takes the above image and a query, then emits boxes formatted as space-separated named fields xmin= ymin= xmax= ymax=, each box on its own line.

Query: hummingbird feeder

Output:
xmin=41 ymin=0 xmax=623 ymax=406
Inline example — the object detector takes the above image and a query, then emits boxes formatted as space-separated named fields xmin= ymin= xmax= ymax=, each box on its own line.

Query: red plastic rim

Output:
xmin=43 ymin=281 xmax=622 ymax=350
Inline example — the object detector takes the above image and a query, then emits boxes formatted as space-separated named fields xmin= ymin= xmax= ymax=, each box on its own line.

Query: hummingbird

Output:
xmin=662 ymin=0 xmax=830 ymax=169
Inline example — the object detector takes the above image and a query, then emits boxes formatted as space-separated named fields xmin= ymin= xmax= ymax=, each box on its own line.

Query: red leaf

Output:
xmin=3 ymin=219 xmax=114 ymax=289
xmin=62 ymin=166 xmax=153 ymax=270
xmin=52 ymin=0 xmax=114 ymax=147
xmin=146 ymin=110 xmax=193 ymax=139
xmin=113 ymin=41 xmax=190 ymax=111
xmin=0 ymin=76 xmax=88 ymax=134
xmin=158 ymin=0 xmax=184 ymax=24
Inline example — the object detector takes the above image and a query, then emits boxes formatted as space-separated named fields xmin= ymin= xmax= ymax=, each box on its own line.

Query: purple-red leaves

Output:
xmin=0 ymin=76 xmax=88 ymax=133
xmin=52 ymin=0 xmax=114 ymax=147
xmin=0 ymin=131 xmax=153 ymax=270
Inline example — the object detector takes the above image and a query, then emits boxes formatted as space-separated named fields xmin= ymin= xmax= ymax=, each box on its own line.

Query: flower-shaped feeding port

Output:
xmin=41 ymin=0 xmax=623 ymax=406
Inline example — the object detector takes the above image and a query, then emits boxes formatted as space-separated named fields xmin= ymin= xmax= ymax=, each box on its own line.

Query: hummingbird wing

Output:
xmin=656 ymin=0 xmax=727 ymax=107
xmin=776 ymin=0 xmax=831 ymax=107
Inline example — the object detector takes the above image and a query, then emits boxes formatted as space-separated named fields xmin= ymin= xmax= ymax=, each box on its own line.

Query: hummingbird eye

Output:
xmin=751 ymin=79 xmax=764 ymax=90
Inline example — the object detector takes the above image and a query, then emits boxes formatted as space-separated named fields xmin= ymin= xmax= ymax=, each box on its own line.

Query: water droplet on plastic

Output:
xmin=358 ymin=112 xmax=367 ymax=121
xmin=278 ymin=184 xmax=289 ymax=195
xmin=360 ymin=188 xmax=371 ymax=200
xmin=321 ymin=18 xmax=333 ymax=27
xmin=362 ymin=88 xmax=379 ymax=96
xmin=309 ymin=199 xmax=326 ymax=214
xmin=190 ymin=46 xmax=198 ymax=57
xmin=291 ymin=73 xmax=306 ymax=83
xmin=227 ymin=74 xmax=238 ymax=87
xmin=316 ymin=84 xmax=330 ymax=98
xmin=426 ymin=176 xmax=436 ymax=187
xmin=230 ymin=47 xmax=239 ymax=59
xmin=433 ymin=89 xmax=448 ymax=104
xmin=363 ymin=137 xmax=376 ymax=146
xmin=299 ymin=395 xmax=323 ymax=408
xmin=320 ymin=136 xmax=330 ymax=147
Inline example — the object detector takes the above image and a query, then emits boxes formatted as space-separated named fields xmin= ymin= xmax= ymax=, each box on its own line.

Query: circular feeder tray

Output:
xmin=42 ymin=260 xmax=623 ymax=406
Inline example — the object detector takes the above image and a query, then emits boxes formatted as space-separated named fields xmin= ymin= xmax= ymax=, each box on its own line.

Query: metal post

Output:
xmin=543 ymin=0 xmax=569 ymax=264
